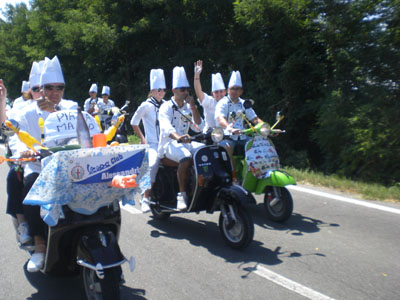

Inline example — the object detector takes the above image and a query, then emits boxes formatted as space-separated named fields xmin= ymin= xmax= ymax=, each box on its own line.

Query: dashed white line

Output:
xmin=254 ymin=265 xmax=336 ymax=300
xmin=287 ymin=185 xmax=400 ymax=215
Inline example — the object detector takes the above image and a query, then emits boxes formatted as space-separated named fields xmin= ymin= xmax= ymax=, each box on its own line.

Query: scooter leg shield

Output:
xmin=216 ymin=185 xmax=256 ymax=208
xmin=77 ymin=229 xmax=125 ymax=270
xmin=255 ymin=170 xmax=296 ymax=194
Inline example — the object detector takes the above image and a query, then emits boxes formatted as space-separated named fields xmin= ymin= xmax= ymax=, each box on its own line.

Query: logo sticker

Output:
xmin=70 ymin=164 xmax=85 ymax=180
xmin=201 ymin=155 xmax=208 ymax=162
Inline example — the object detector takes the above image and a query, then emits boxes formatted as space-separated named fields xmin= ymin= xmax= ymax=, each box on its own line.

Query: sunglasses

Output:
xmin=31 ymin=86 xmax=40 ymax=92
xmin=157 ymin=88 xmax=166 ymax=92
xmin=230 ymin=87 xmax=242 ymax=91
xmin=44 ymin=85 xmax=65 ymax=91
xmin=178 ymin=87 xmax=189 ymax=92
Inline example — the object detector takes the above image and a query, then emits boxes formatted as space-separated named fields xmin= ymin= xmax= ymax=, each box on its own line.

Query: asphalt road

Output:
xmin=0 ymin=145 xmax=399 ymax=300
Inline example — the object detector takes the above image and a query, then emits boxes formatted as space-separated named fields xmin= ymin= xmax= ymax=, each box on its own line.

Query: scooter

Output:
xmin=6 ymin=115 xmax=136 ymax=300
xmin=232 ymin=110 xmax=296 ymax=222
xmin=150 ymin=128 xmax=255 ymax=249
xmin=99 ymin=100 xmax=130 ymax=143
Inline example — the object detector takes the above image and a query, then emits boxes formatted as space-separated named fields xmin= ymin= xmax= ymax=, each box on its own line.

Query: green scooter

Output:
xmin=232 ymin=112 xmax=296 ymax=222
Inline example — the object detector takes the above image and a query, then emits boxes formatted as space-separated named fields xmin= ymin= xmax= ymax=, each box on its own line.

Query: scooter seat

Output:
xmin=160 ymin=157 xmax=179 ymax=167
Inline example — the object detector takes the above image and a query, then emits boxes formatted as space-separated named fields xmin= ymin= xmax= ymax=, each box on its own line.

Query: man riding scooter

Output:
xmin=158 ymin=66 xmax=204 ymax=210
xmin=215 ymin=70 xmax=264 ymax=161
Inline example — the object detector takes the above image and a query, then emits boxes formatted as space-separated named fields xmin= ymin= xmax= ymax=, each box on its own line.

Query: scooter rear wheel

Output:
xmin=81 ymin=266 xmax=121 ymax=300
xmin=263 ymin=186 xmax=293 ymax=222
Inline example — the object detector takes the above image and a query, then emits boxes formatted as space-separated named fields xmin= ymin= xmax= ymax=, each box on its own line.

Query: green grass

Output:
xmin=282 ymin=166 xmax=400 ymax=203
xmin=127 ymin=134 xmax=141 ymax=145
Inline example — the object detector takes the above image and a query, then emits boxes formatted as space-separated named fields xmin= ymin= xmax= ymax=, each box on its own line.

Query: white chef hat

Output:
xmin=228 ymin=71 xmax=242 ymax=88
xmin=211 ymin=73 xmax=226 ymax=92
xmin=89 ymin=83 xmax=98 ymax=93
xmin=40 ymin=56 xmax=65 ymax=86
xmin=21 ymin=80 xmax=30 ymax=93
xmin=172 ymin=66 xmax=190 ymax=89
xmin=102 ymin=86 xmax=110 ymax=95
xmin=29 ymin=60 xmax=45 ymax=88
xmin=150 ymin=69 xmax=166 ymax=90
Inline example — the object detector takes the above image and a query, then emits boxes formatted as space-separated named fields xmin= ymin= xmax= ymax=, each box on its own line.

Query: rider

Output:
xmin=5 ymin=60 xmax=45 ymax=245
xmin=131 ymin=69 xmax=166 ymax=213
xmin=158 ymin=66 xmax=203 ymax=210
xmin=15 ymin=56 xmax=78 ymax=272
xmin=13 ymin=80 xmax=32 ymax=107
xmin=83 ymin=83 xmax=100 ymax=115
xmin=193 ymin=60 xmax=226 ymax=132
xmin=97 ymin=86 xmax=116 ymax=130
xmin=215 ymin=70 xmax=264 ymax=156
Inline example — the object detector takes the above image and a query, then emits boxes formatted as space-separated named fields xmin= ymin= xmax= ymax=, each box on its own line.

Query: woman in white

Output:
xmin=130 ymin=69 xmax=166 ymax=212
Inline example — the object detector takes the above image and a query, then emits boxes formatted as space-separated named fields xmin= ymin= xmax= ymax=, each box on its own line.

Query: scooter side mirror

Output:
xmin=276 ymin=111 xmax=282 ymax=122
xmin=243 ymin=99 xmax=255 ymax=109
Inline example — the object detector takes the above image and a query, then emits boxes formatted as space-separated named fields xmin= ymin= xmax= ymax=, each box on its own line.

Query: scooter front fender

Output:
xmin=76 ymin=229 xmax=125 ymax=270
xmin=216 ymin=185 xmax=256 ymax=209
xmin=255 ymin=170 xmax=296 ymax=194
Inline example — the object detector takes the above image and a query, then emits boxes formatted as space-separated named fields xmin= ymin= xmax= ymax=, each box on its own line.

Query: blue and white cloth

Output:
xmin=24 ymin=144 xmax=150 ymax=226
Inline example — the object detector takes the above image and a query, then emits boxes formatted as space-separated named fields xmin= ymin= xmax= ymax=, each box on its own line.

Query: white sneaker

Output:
xmin=140 ymin=198 xmax=151 ymax=213
xmin=27 ymin=252 xmax=45 ymax=272
xmin=17 ymin=223 xmax=32 ymax=245
xmin=176 ymin=193 xmax=187 ymax=211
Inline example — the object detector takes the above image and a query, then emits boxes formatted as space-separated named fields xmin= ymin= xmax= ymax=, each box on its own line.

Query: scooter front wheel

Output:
xmin=81 ymin=266 xmax=121 ymax=300
xmin=219 ymin=204 xmax=254 ymax=250
xmin=264 ymin=186 xmax=293 ymax=222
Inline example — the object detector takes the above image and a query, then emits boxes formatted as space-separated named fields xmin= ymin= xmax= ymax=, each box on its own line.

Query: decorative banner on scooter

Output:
xmin=245 ymin=135 xmax=280 ymax=179
xmin=43 ymin=110 xmax=101 ymax=147
xmin=68 ymin=148 xmax=145 ymax=184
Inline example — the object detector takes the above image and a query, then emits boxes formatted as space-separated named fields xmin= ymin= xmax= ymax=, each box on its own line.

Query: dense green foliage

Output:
xmin=1 ymin=0 xmax=399 ymax=186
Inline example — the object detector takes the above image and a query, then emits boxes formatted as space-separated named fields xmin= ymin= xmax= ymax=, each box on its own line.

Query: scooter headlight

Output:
xmin=211 ymin=127 xmax=224 ymax=143
xmin=259 ymin=123 xmax=271 ymax=137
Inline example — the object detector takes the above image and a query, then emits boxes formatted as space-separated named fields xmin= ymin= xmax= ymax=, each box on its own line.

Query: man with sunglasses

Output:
xmin=158 ymin=66 xmax=204 ymax=210
xmin=14 ymin=56 xmax=77 ymax=272
xmin=215 ymin=70 xmax=263 ymax=155
xmin=193 ymin=60 xmax=226 ymax=132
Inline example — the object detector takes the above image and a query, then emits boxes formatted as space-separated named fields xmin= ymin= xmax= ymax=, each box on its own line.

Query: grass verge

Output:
xmin=282 ymin=166 xmax=400 ymax=203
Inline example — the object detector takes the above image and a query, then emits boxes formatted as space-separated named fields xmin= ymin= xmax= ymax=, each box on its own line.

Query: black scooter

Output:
xmin=4 ymin=113 xmax=136 ymax=300
xmin=16 ymin=145 xmax=136 ymax=300
xmin=150 ymin=128 xmax=255 ymax=249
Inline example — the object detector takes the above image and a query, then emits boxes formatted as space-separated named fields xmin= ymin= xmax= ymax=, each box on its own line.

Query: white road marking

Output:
xmin=254 ymin=265 xmax=336 ymax=300
xmin=287 ymin=185 xmax=400 ymax=215
xmin=121 ymin=204 xmax=142 ymax=214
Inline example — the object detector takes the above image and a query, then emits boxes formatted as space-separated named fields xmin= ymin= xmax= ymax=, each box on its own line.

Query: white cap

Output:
xmin=29 ymin=60 xmax=45 ymax=88
xmin=102 ymin=86 xmax=110 ymax=95
xmin=172 ymin=66 xmax=190 ymax=89
xmin=150 ymin=69 xmax=166 ymax=90
xmin=228 ymin=71 xmax=242 ymax=88
xmin=89 ymin=83 xmax=98 ymax=93
xmin=211 ymin=73 xmax=226 ymax=92
xmin=40 ymin=56 xmax=65 ymax=86
xmin=21 ymin=80 xmax=30 ymax=93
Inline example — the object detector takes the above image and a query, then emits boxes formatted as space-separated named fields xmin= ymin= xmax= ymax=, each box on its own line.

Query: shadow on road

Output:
xmin=248 ymin=203 xmax=340 ymax=236
xmin=23 ymin=261 xmax=146 ymax=300
xmin=148 ymin=216 xmax=284 ymax=267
